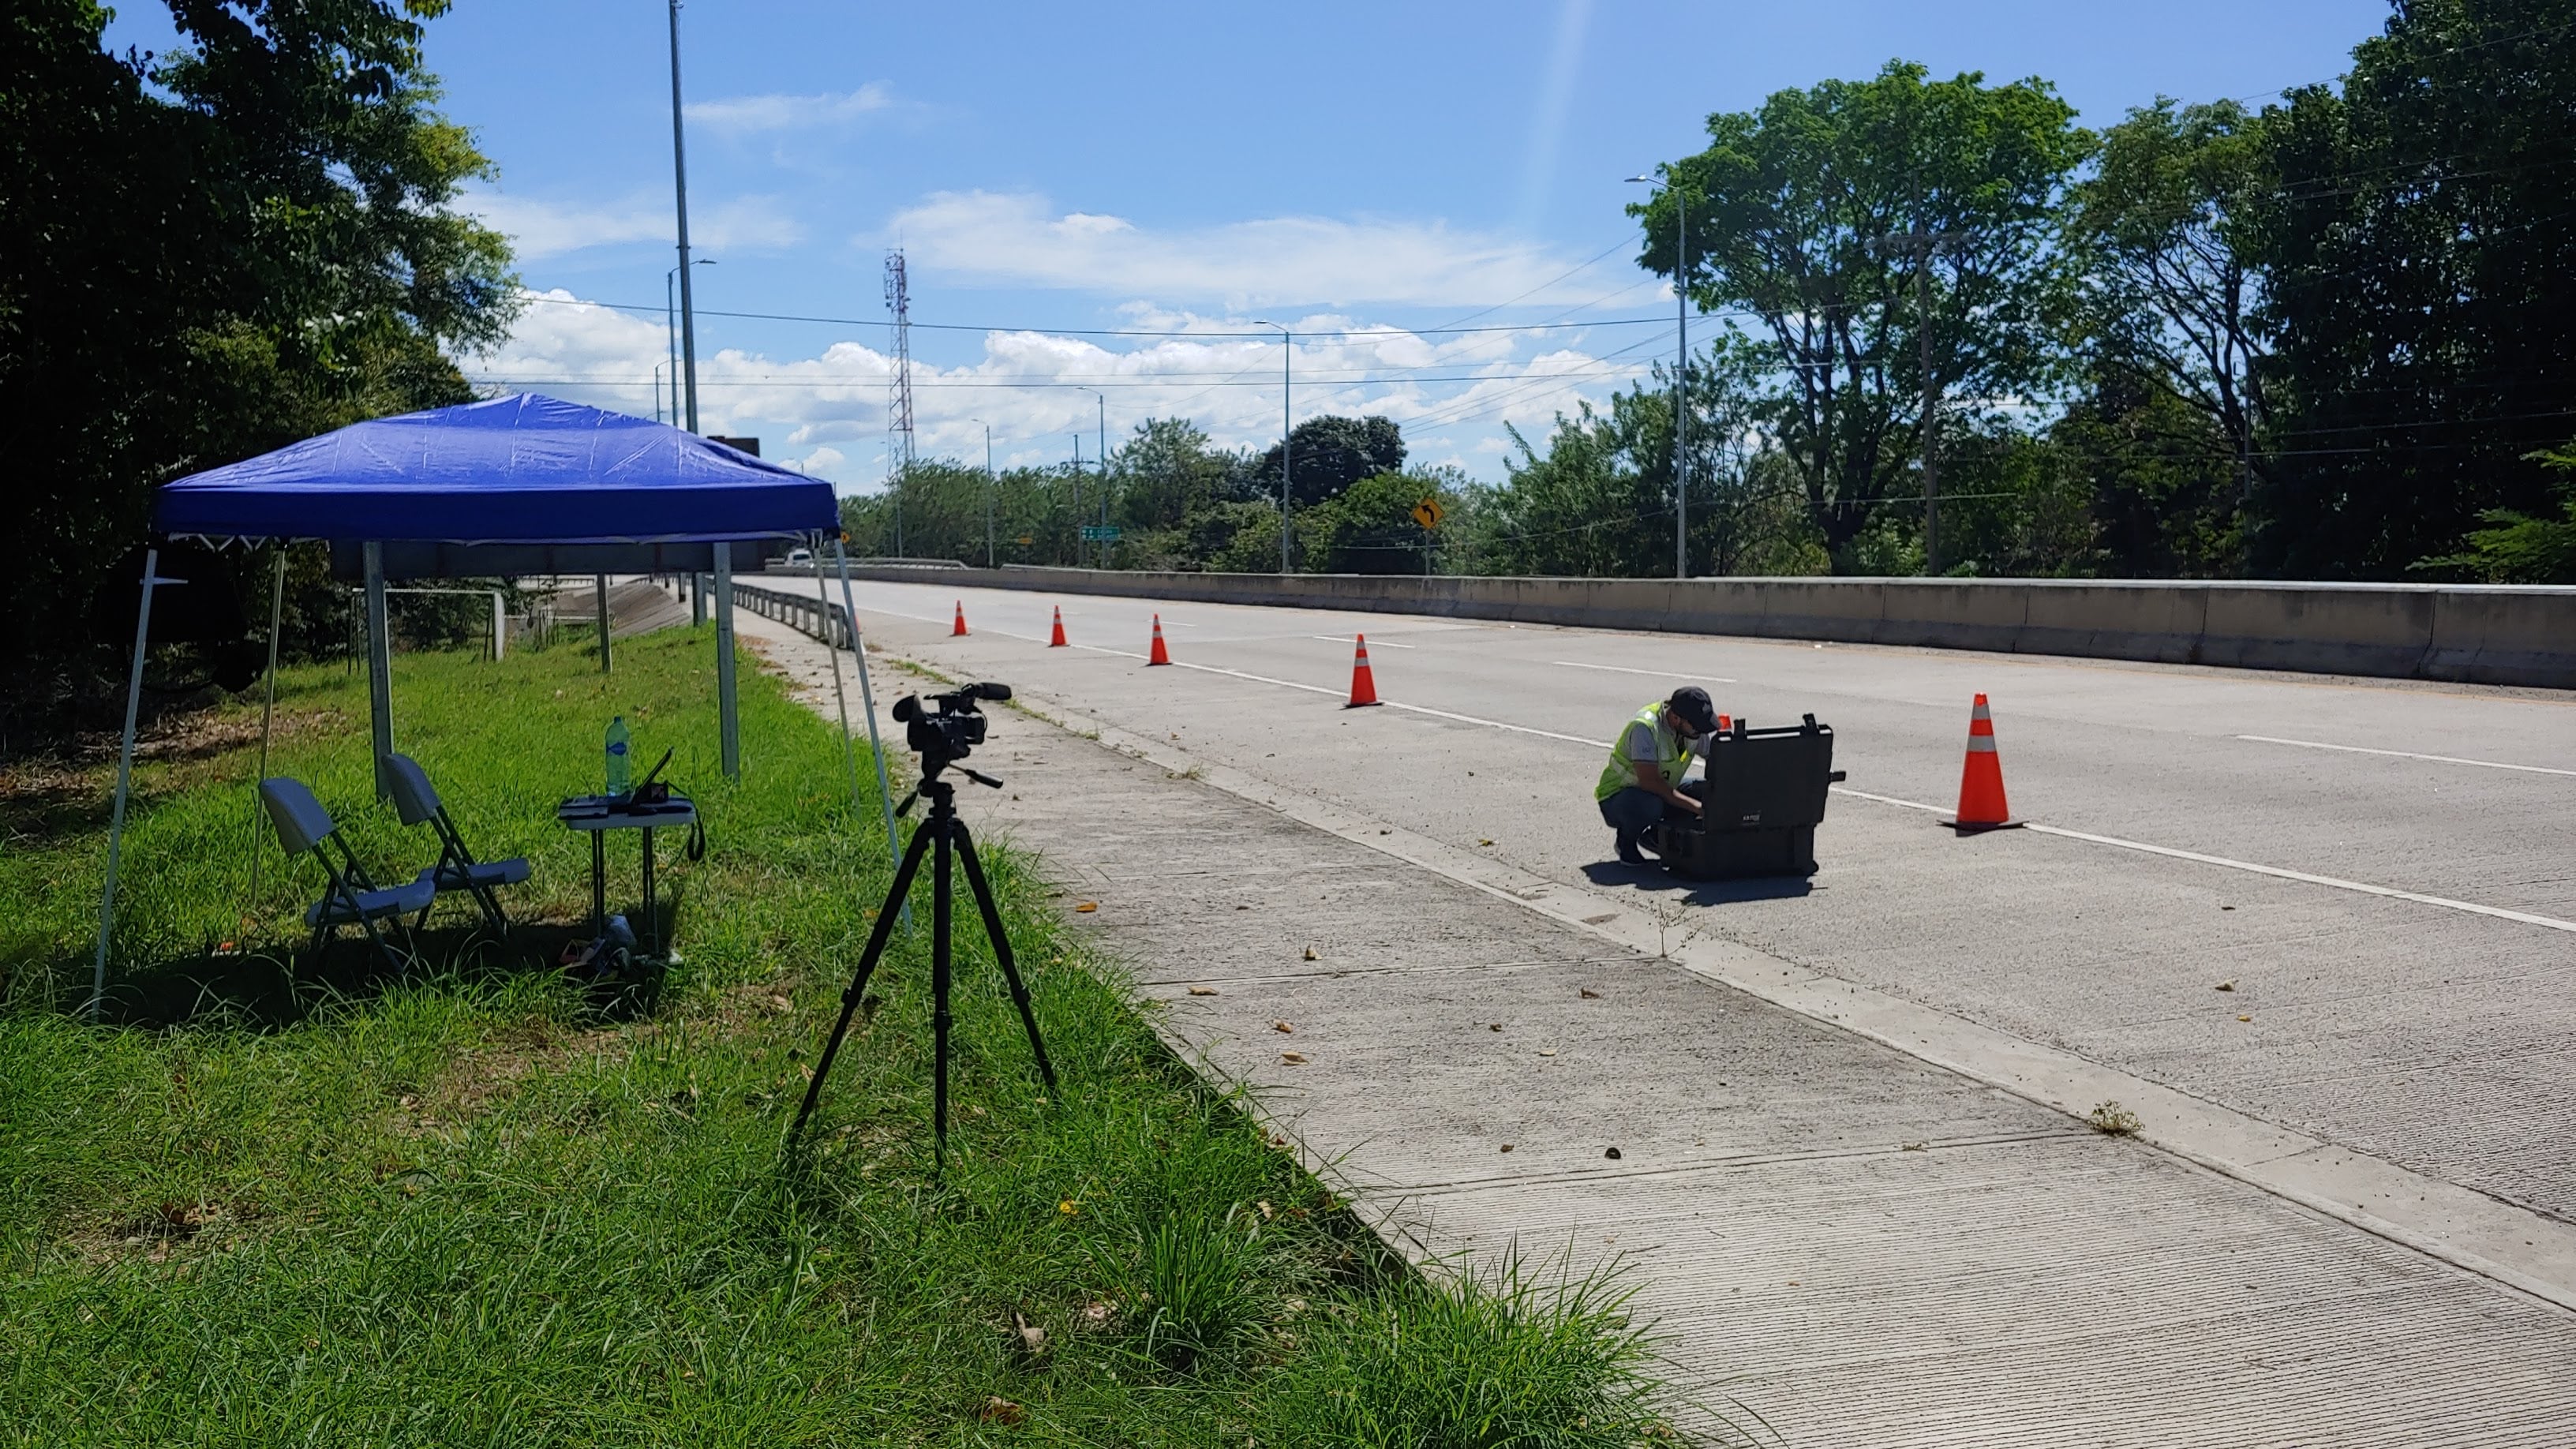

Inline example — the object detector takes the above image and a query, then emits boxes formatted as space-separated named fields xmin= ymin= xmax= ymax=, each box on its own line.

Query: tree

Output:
xmin=2245 ymin=0 xmax=2576 ymax=577
xmin=1638 ymin=61 xmax=2091 ymax=571
xmin=2048 ymin=369 xmax=2244 ymax=577
xmin=1301 ymin=469 xmax=1468 ymax=575
xmin=3 ymin=0 xmax=515 ymax=721
xmin=1109 ymin=417 xmax=1234 ymax=534
xmin=2066 ymin=98 xmax=2271 ymax=507
xmin=1249 ymin=415 xmax=1406 ymax=509
xmin=1474 ymin=347 xmax=1822 ymax=578
xmin=2413 ymin=443 xmax=2576 ymax=583
xmin=1481 ymin=404 xmax=1674 ymax=578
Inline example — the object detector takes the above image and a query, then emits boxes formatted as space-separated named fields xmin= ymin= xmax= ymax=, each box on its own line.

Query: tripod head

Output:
xmin=892 ymin=682 xmax=1009 ymax=813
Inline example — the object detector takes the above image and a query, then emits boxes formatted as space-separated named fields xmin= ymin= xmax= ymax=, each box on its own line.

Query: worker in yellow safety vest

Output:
xmin=1593 ymin=687 xmax=1718 ymax=864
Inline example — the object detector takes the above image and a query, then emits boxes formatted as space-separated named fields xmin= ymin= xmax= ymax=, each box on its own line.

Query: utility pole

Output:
xmin=1628 ymin=173 xmax=1689 ymax=578
xmin=1874 ymin=227 xmax=1959 ymax=577
xmin=1675 ymin=187 xmax=1687 ymax=579
xmin=969 ymin=418 xmax=994 ymax=568
xmin=1252 ymin=322 xmax=1291 ymax=571
xmin=1918 ymin=252 xmax=1938 ymax=576
xmin=1081 ymin=388 xmax=1107 ymax=568
xmin=1070 ymin=435 xmax=1084 ymax=566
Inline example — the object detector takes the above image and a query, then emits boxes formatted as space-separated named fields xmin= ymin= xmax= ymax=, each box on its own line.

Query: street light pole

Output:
xmin=1629 ymin=174 xmax=1688 ymax=579
xmin=668 ymin=0 xmax=738 ymax=778
xmin=668 ymin=6 xmax=700 ymax=436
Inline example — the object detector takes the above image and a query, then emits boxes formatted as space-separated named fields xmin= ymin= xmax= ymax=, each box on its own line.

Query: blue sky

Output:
xmin=110 ymin=1 xmax=2390 ymax=491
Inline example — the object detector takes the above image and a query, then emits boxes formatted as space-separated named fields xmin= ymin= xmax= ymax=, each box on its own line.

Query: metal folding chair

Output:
xmin=384 ymin=754 xmax=531 ymax=936
xmin=260 ymin=777 xmax=432 ymax=971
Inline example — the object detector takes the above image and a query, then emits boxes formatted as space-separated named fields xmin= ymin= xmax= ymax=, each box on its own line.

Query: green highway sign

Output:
xmin=1079 ymin=526 xmax=1122 ymax=541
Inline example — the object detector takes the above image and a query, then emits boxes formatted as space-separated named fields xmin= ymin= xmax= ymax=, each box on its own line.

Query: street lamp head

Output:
xmin=1626 ymin=173 xmax=1657 ymax=185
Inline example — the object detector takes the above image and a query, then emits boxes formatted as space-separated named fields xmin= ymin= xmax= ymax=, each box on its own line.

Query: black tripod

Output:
xmin=789 ymin=764 xmax=1058 ymax=1166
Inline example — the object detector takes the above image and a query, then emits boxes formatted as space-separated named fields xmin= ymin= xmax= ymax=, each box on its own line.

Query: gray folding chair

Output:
xmin=261 ymin=777 xmax=433 ymax=971
xmin=384 ymin=754 xmax=531 ymax=935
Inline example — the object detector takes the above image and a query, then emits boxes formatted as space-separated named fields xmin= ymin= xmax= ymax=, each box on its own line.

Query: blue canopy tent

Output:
xmin=93 ymin=394 xmax=903 ymax=1011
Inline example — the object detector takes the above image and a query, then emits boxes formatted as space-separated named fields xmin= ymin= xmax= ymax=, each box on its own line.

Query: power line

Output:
xmin=512 ymin=290 xmax=1676 ymax=339
xmin=462 ymin=367 xmax=1658 ymax=391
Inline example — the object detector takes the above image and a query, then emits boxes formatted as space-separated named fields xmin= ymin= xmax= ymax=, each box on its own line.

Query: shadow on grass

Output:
xmin=84 ymin=911 xmax=674 ymax=1031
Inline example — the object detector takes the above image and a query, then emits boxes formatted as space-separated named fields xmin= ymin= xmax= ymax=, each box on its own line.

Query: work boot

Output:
xmin=1615 ymin=829 xmax=1648 ymax=866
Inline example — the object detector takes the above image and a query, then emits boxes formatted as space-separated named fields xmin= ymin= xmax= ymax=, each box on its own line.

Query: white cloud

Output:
xmin=470 ymin=290 xmax=1657 ymax=491
xmin=462 ymin=189 xmax=806 ymax=260
xmin=686 ymin=84 xmax=894 ymax=137
xmin=880 ymin=190 xmax=1634 ymax=310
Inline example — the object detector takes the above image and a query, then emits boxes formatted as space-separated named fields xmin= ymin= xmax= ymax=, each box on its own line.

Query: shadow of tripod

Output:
xmin=789 ymin=685 xmax=1057 ymax=1170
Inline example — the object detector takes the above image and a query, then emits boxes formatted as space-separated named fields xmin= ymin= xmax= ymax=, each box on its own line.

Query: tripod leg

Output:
xmin=932 ymin=818 xmax=955 ymax=1170
xmin=788 ymin=821 xmax=934 ymax=1144
xmin=956 ymin=826 xmax=1059 ymax=1090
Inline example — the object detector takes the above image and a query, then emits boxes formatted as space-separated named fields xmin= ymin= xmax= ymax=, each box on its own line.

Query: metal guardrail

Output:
xmin=731 ymin=579 xmax=856 ymax=650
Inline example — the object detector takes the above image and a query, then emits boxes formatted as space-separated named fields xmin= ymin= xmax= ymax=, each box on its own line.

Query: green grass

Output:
xmin=0 ymin=627 xmax=1706 ymax=1446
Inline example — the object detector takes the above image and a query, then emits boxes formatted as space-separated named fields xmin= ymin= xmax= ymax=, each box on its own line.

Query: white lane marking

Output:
xmin=1379 ymin=701 xmax=1596 ymax=745
xmin=1313 ymin=635 xmax=1414 ymax=648
xmin=1831 ymin=788 xmax=2576 ymax=935
xmin=1167 ymin=661 xmax=1599 ymax=744
xmin=1166 ymin=661 xmax=1344 ymax=698
xmin=2236 ymin=734 xmax=2576 ymax=778
xmin=1553 ymin=661 xmax=1736 ymax=683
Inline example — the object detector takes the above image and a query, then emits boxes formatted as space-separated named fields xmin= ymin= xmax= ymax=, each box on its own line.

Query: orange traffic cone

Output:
xmin=1048 ymin=606 xmax=1069 ymax=648
xmin=951 ymin=601 xmax=969 ymax=637
xmin=1148 ymin=614 xmax=1172 ymax=665
xmin=1345 ymin=635 xmax=1382 ymax=708
xmin=1948 ymin=693 xmax=2019 ymax=831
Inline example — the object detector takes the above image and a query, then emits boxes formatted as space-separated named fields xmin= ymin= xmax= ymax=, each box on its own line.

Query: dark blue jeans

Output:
xmin=1599 ymin=781 xmax=1703 ymax=837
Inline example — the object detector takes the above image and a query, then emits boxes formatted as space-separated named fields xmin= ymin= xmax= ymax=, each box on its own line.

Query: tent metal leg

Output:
xmin=593 ymin=574 xmax=611 ymax=673
xmin=812 ymin=534 xmax=867 ymax=827
xmin=244 ymin=549 xmax=286 ymax=938
xmin=691 ymin=572 xmax=706 ymax=627
xmin=715 ymin=548 xmax=739 ymax=780
xmin=364 ymin=542 xmax=394 ymax=800
xmin=92 ymin=549 xmax=163 ymax=1020
xmin=832 ymin=539 xmax=908 ymax=923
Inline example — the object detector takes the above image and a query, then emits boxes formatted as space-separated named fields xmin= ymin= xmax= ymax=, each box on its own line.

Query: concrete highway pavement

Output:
xmin=719 ymin=584 xmax=2576 ymax=1444
xmin=822 ymin=578 xmax=2576 ymax=1239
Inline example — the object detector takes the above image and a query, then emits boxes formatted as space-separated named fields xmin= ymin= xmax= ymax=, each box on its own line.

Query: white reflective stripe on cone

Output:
xmin=1966 ymin=736 xmax=1998 ymax=753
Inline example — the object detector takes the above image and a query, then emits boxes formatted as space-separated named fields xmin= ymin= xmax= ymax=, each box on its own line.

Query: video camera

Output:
xmin=892 ymin=682 xmax=1012 ymax=781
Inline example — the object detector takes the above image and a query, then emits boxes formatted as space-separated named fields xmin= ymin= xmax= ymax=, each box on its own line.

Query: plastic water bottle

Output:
xmin=605 ymin=716 xmax=631 ymax=796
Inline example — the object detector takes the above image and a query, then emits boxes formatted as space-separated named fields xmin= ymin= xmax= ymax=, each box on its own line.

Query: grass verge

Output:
xmin=1 ymin=626 xmax=1704 ymax=1445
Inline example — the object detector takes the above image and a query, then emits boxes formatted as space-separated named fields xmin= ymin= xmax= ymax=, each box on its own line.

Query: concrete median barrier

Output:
xmin=822 ymin=564 xmax=2576 ymax=689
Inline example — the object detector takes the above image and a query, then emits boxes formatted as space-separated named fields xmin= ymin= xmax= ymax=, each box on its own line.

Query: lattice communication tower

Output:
xmin=883 ymin=248 xmax=916 ymax=470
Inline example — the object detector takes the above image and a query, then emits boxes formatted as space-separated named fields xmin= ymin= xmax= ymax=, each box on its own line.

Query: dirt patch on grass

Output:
xmin=1 ymin=706 xmax=349 ymax=844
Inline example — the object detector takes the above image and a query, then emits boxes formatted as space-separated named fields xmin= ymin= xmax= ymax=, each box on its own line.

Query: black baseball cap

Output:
xmin=1666 ymin=686 xmax=1718 ymax=734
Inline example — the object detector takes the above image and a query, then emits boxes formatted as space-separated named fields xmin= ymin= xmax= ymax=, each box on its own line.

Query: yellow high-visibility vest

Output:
xmin=1595 ymin=702 xmax=1690 ymax=803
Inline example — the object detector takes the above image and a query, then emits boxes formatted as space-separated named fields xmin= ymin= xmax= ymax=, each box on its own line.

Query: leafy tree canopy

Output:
xmin=1251 ymin=415 xmax=1406 ymax=510
xmin=3 ymin=0 xmax=516 ymax=714
xmin=1637 ymin=61 xmax=2090 ymax=569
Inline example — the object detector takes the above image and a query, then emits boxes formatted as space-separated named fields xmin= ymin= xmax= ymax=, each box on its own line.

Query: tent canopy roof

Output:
xmin=155 ymin=394 xmax=838 ymax=545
